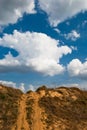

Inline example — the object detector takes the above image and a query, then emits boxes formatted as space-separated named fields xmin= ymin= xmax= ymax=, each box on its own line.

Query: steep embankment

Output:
xmin=1 ymin=85 xmax=87 ymax=130
xmin=0 ymin=85 xmax=23 ymax=130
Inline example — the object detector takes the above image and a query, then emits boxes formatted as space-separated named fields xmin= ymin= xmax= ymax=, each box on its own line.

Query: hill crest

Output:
xmin=0 ymin=84 xmax=87 ymax=130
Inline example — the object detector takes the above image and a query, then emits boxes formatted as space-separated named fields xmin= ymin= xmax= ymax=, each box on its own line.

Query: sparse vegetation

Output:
xmin=0 ymin=85 xmax=23 ymax=130
xmin=26 ymin=90 xmax=33 ymax=94
xmin=39 ymin=87 xmax=87 ymax=129
xmin=26 ymin=98 xmax=34 ymax=127
xmin=36 ymin=85 xmax=47 ymax=92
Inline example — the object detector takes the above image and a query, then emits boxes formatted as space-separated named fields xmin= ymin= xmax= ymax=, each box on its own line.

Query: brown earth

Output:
xmin=1 ymin=85 xmax=87 ymax=130
xmin=12 ymin=94 xmax=30 ymax=130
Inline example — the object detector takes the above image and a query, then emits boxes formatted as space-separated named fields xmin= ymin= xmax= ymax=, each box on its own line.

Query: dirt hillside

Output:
xmin=0 ymin=85 xmax=87 ymax=130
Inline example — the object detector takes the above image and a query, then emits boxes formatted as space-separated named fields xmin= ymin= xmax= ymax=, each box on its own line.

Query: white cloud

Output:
xmin=54 ymin=28 xmax=61 ymax=34
xmin=0 ymin=0 xmax=35 ymax=25
xmin=60 ymin=82 xmax=87 ymax=90
xmin=29 ymin=84 xmax=35 ymax=91
xmin=82 ymin=20 xmax=87 ymax=27
xmin=60 ymin=83 xmax=79 ymax=88
xmin=70 ymin=46 xmax=77 ymax=51
xmin=85 ymin=58 xmax=87 ymax=61
xmin=79 ymin=81 xmax=87 ymax=89
xmin=0 ymin=80 xmax=16 ymax=88
xmin=19 ymin=83 xmax=25 ymax=92
xmin=39 ymin=0 xmax=87 ymax=26
xmin=64 ymin=30 xmax=80 ymax=41
xmin=67 ymin=59 xmax=87 ymax=79
xmin=0 ymin=30 xmax=72 ymax=76
xmin=0 ymin=26 xmax=4 ymax=33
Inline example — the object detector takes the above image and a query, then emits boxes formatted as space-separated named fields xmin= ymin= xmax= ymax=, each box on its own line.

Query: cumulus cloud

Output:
xmin=19 ymin=83 xmax=25 ymax=92
xmin=70 ymin=46 xmax=77 ymax=51
xmin=82 ymin=20 xmax=87 ymax=27
xmin=39 ymin=0 xmax=87 ymax=26
xmin=29 ymin=84 xmax=35 ymax=91
xmin=0 ymin=80 xmax=16 ymax=88
xmin=61 ymin=83 xmax=79 ymax=88
xmin=0 ymin=0 xmax=35 ymax=25
xmin=0 ymin=26 xmax=4 ymax=33
xmin=0 ymin=30 xmax=72 ymax=76
xmin=54 ymin=28 xmax=61 ymax=34
xmin=64 ymin=30 xmax=80 ymax=41
xmin=67 ymin=59 xmax=87 ymax=79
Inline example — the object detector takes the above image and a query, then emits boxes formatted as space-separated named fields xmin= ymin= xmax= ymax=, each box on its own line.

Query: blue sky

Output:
xmin=0 ymin=0 xmax=87 ymax=91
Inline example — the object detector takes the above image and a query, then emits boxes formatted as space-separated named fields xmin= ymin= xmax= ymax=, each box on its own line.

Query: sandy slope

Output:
xmin=12 ymin=94 xmax=30 ymax=130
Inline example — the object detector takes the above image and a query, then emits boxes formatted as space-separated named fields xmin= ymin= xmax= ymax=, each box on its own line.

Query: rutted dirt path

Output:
xmin=12 ymin=92 xmax=44 ymax=130
xmin=32 ymin=94 xmax=43 ymax=130
xmin=12 ymin=94 xmax=30 ymax=130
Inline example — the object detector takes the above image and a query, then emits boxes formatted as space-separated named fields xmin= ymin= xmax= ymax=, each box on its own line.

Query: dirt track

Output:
xmin=12 ymin=94 xmax=30 ymax=130
xmin=32 ymin=94 xmax=43 ymax=130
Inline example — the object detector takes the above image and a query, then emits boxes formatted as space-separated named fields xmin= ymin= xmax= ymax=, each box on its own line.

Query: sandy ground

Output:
xmin=11 ymin=92 xmax=45 ymax=130
xmin=32 ymin=94 xmax=43 ymax=130
xmin=12 ymin=94 xmax=30 ymax=130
